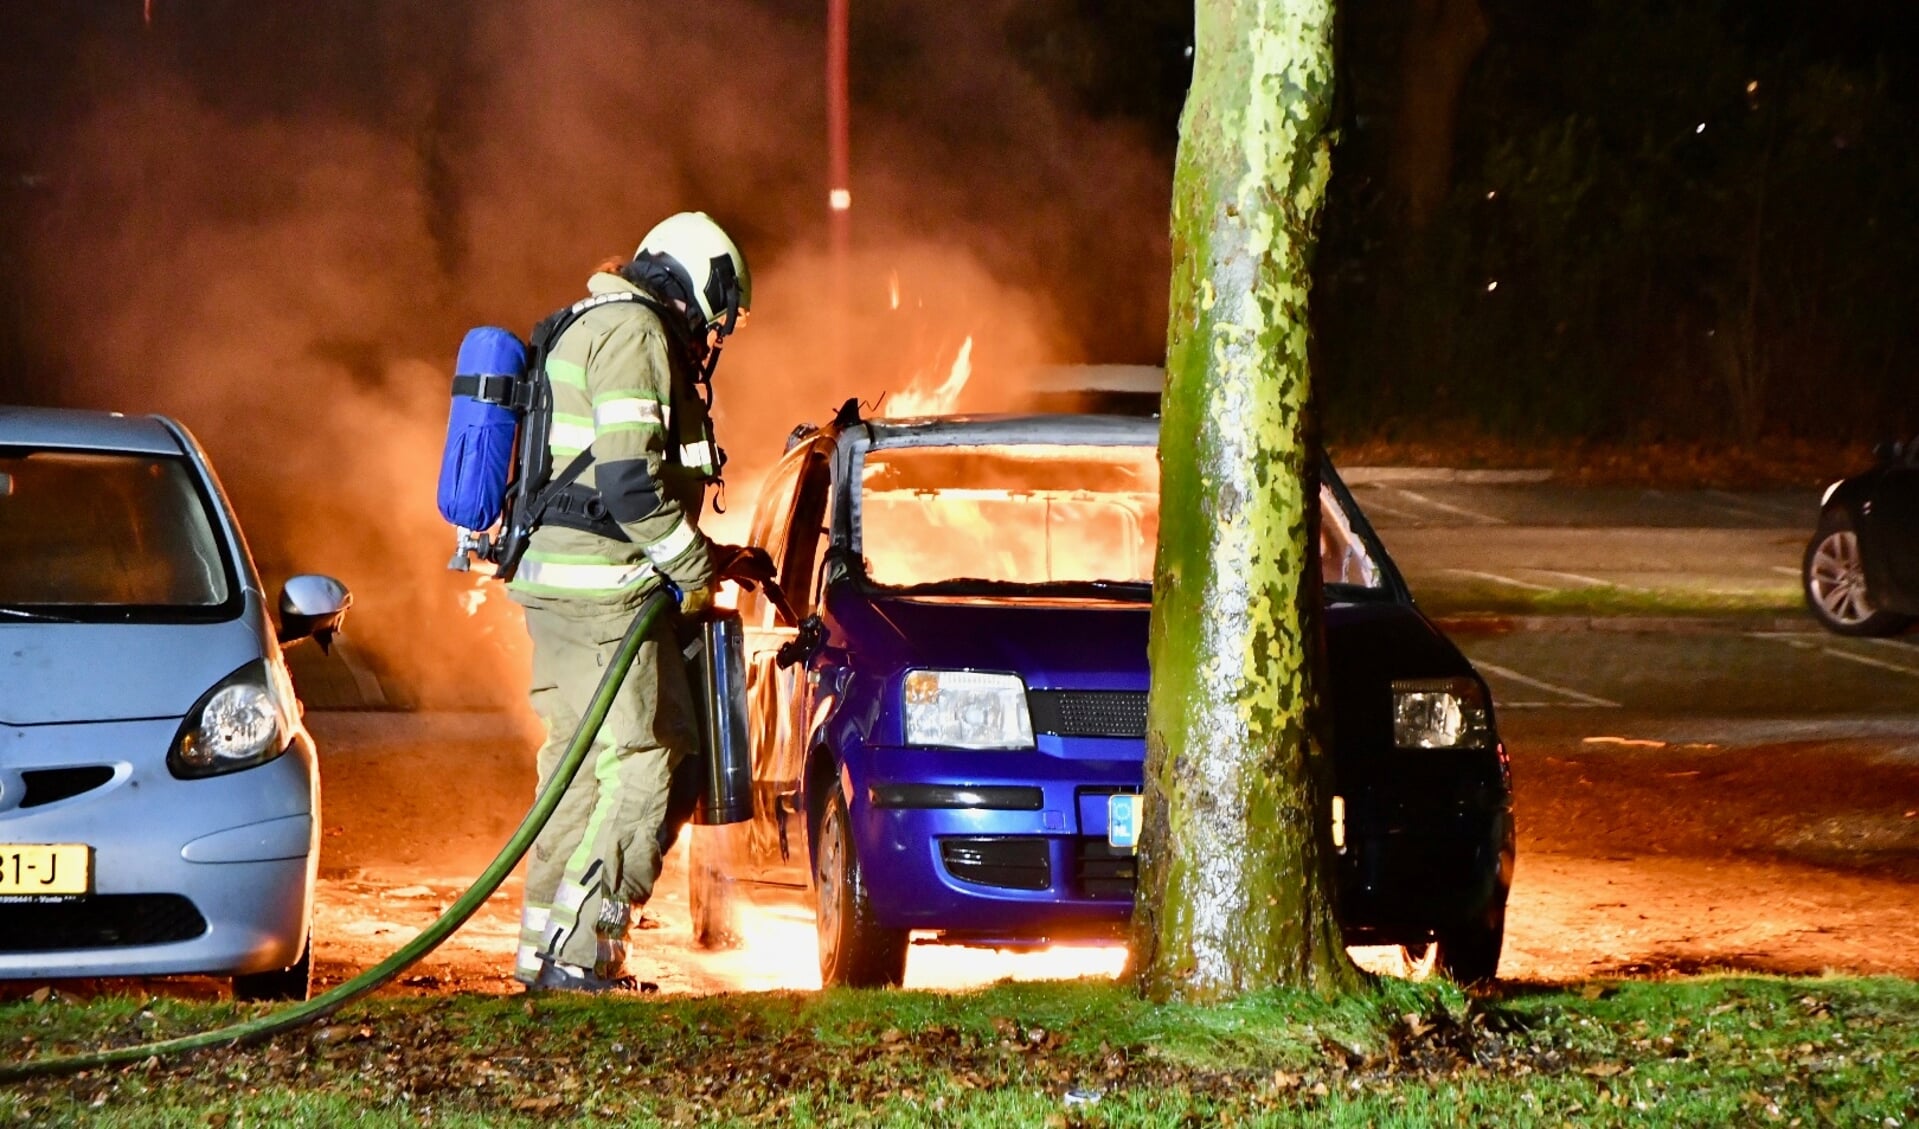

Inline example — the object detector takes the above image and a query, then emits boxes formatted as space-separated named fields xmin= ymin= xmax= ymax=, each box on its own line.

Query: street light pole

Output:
xmin=827 ymin=0 xmax=850 ymax=371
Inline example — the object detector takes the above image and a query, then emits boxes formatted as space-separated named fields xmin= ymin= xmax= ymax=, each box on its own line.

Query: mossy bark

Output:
xmin=1130 ymin=0 xmax=1362 ymax=1002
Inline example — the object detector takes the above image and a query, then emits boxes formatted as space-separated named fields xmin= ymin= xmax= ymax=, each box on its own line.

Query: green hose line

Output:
xmin=0 ymin=591 xmax=675 ymax=1083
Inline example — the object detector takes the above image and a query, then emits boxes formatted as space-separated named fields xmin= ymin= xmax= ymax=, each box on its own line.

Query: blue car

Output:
xmin=708 ymin=408 xmax=1512 ymax=986
xmin=0 ymin=407 xmax=349 ymax=999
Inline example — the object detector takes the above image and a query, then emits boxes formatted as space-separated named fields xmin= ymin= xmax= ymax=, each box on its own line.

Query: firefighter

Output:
xmin=508 ymin=212 xmax=750 ymax=992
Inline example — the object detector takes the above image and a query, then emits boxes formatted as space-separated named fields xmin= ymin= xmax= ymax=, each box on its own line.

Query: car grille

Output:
xmin=1073 ymin=839 xmax=1138 ymax=899
xmin=0 ymin=895 xmax=209 ymax=952
xmin=938 ymin=837 xmax=1051 ymax=891
xmin=1027 ymin=691 xmax=1148 ymax=738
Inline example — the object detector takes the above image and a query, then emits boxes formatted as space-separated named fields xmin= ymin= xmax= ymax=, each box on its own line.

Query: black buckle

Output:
xmin=453 ymin=372 xmax=519 ymax=407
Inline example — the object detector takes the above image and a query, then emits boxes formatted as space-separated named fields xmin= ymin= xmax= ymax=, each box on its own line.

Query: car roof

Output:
xmin=0 ymin=405 xmax=186 ymax=455
xmin=862 ymin=413 xmax=1158 ymax=450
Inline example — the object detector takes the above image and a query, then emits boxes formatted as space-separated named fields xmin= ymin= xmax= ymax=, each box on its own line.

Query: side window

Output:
xmin=739 ymin=448 xmax=808 ymax=628
xmin=780 ymin=452 xmax=833 ymax=619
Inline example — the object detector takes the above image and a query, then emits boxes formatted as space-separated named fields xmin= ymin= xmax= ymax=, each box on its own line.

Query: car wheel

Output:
xmin=1804 ymin=510 xmax=1911 ymax=637
xmin=815 ymin=790 xmax=907 ymax=988
xmin=1434 ymin=905 xmax=1504 ymax=986
xmin=689 ymin=822 xmax=744 ymax=950
xmin=232 ymin=933 xmax=312 ymax=1002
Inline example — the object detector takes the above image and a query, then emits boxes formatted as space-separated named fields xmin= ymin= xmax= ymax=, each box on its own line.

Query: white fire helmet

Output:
xmin=634 ymin=212 xmax=752 ymax=336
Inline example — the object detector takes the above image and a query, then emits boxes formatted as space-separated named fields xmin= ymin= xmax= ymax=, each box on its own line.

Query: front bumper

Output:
xmin=0 ymin=717 xmax=317 ymax=979
xmin=849 ymin=740 xmax=1510 ymax=944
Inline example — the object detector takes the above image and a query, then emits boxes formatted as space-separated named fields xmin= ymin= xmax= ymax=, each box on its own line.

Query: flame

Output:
xmin=887 ymin=269 xmax=901 ymax=311
xmin=883 ymin=336 xmax=974 ymax=418
xmin=701 ymin=900 xmax=1128 ymax=991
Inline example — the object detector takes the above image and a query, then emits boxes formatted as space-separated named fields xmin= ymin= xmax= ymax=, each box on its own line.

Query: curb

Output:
xmin=1340 ymin=466 xmax=1557 ymax=486
xmin=1431 ymin=613 xmax=1814 ymax=635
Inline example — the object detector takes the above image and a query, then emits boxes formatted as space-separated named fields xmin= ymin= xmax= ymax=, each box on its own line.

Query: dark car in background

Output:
xmin=0 ymin=407 xmax=350 ymax=999
xmin=1804 ymin=438 xmax=1919 ymax=637
xmin=702 ymin=408 xmax=1514 ymax=988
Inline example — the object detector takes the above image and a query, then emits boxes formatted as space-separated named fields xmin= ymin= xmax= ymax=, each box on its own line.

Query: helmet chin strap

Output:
xmin=697 ymin=336 xmax=725 ymax=397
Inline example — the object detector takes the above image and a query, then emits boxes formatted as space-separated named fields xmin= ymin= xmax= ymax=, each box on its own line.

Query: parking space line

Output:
xmin=1472 ymin=660 xmax=1623 ymax=708
xmin=1346 ymin=494 xmax=1428 ymax=524
xmin=1750 ymin=632 xmax=1919 ymax=678
xmin=1536 ymin=569 xmax=1642 ymax=591
xmin=1387 ymin=487 xmax=1507 ymax=526
xmin=1818 ymin=647 xmax=1919 ymax=679
xmin=1703 ymin=489 xmax=1778 ymax=523
xmin=1447 ymin=568 xmax=1557 ymax=592
xmin=1860 ymin=637 xmax=1919 ymax=653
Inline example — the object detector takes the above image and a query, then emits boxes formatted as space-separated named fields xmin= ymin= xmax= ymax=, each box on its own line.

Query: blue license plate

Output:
xmin=1107 ymin=793 xmax=1141 ymax=851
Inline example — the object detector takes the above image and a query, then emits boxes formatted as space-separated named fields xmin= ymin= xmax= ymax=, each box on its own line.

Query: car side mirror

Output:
xmin=278 ymin=574 xmax=352 ymax=652
xmin=1873 ymin=438 xmax=1905 ymax=464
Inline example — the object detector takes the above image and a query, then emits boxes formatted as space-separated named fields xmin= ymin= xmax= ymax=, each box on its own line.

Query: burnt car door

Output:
xmin=737 ymin=440 xmax=835 ymax=874
xmin=1861 ymin=440 xmax=1919 ymax=612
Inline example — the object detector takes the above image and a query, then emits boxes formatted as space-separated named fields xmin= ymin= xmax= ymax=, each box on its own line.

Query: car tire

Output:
xmin=232 ymin=933 xmax=312 ymax=1002
xmin=1435 ymin=905 xmax=1504 ymax=986
xmin=815 ymin=789 xmax=907 ymax=988
xmin=689 ymin=822 xmax=745 ymax=950
xmin=1804 ymin=510 xmax=1911 ymax=637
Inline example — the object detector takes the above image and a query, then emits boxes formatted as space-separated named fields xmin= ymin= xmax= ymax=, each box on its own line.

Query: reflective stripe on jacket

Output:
xmin=508 ymin=272 xmax=715 ymax=602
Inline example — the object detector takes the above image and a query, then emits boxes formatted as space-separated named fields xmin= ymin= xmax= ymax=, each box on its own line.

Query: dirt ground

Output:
xmin=289 ymin=709 xmax=1919 ymax=998
xmin=10 ymin=708 xmax=1908 ymax=1004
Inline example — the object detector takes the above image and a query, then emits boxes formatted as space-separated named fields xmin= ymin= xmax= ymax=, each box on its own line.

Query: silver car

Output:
xmin=0 ymin=407 xmax=349 ymax=999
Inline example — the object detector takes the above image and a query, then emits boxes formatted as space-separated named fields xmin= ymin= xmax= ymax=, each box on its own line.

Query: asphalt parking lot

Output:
xmin=1346 ymin=469 xmax=1813 ymax=611
xmin=279 ymin=474 xmax=1916 ymax=993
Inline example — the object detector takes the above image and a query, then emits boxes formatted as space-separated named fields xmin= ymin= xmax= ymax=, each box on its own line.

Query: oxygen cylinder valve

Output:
xmin=448 ymin=528 xmax=492 ymax=572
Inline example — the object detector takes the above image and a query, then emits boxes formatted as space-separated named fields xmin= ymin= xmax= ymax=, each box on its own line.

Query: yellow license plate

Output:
xmin=0 ymin=844 xmax=92 ymax=897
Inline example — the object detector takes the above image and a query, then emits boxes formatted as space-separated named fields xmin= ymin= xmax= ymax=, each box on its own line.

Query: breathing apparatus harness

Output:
xmin=451 ymin=275 xmax=732 ymax=581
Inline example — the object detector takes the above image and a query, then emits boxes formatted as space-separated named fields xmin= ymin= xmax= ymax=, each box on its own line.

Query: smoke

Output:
xmin=21 ymin=0 xmax=1171 ymax=708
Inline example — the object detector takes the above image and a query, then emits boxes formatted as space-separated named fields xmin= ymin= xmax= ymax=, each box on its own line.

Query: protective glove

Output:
xmin=711 ymin=544 xmax=777 ymax=587
xmin=676 ymin=581 xmax=716 ymax=619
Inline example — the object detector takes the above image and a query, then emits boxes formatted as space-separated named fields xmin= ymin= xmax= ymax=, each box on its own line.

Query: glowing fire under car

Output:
xmin=698 ymin=409 xmax=1514 ymax=988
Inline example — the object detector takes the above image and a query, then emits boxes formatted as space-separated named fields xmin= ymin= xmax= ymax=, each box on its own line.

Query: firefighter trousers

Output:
xmin=513 ymin=598 xmax=698 ymax=983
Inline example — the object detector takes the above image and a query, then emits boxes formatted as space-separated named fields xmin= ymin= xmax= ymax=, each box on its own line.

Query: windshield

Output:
xmin=0 ymin=449 xmax=234 ymax=615
xmin=855 ymin=442 xmax=1387 ymax=597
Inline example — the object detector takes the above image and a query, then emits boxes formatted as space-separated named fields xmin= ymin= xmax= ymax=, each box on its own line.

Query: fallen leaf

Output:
xmin=879 ymin=1027 xmax=906 ymax=1045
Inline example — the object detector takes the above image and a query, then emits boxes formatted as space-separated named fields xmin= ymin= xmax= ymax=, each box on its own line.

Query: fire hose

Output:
xmin=0 ymin=590 xmax=675 ymax=1083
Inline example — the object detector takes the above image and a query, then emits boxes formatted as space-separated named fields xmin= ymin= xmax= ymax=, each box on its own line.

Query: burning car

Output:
xmin=0 ymin=407 xmax=348 ymax=999
xmin=704 ymin=407 xmax=1513 ymax=987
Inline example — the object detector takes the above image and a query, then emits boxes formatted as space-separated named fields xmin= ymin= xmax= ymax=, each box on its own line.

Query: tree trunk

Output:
xmin=1391 ymin=0 xmax=1487 ymax=231
xmin=1131 ymin=0 xmax=1361 ymax=1002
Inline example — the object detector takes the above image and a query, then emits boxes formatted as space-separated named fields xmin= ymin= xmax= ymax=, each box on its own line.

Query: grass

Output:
xmin=1419 ymin=581 xmax=1803 ymax=621
xmin=2 ymin=976 xmax=1915 ymax=1126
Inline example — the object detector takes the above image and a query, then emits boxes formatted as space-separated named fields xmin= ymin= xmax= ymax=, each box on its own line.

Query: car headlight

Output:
xmin=903 ymin=670 xmax=1035 ymax=749
xmin=1391 ymin=677 xmax=1491 ymax=749
xmin=168 ymin=659 xmax=296 ymax=778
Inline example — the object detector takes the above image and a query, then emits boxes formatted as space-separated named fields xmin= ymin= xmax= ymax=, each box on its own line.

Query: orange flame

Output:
xmin=883 ymin=336 xmax=974 ymax=418
xmin=887 ymin=269 xmax=901 ymax=311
